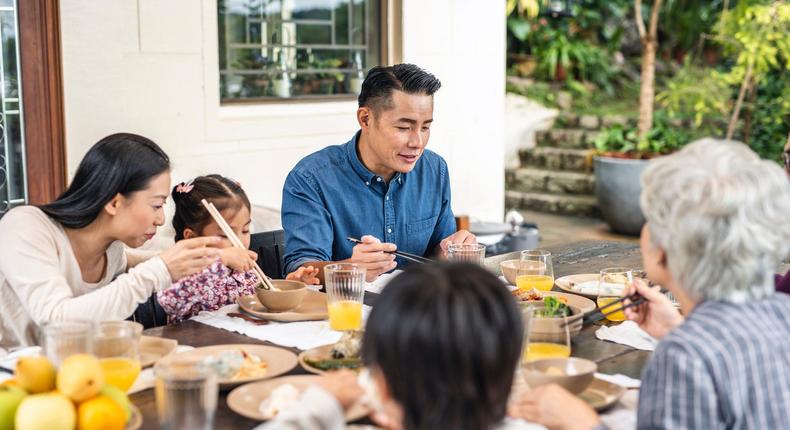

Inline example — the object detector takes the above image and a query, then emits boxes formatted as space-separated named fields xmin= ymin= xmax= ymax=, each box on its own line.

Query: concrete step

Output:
xmin=506 ymin=168 xmax=595 ymax=195
xmin=518 ymin=147 xmax=594 ymax=172
xmin=535 ymin=128 xmax=600 ymax=150
xmin=505 ymin=190 xmax=600 ymax=217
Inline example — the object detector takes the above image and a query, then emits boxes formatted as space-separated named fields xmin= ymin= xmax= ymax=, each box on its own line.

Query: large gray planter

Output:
xmin=594 ymin=156 xmax=649 ymax=235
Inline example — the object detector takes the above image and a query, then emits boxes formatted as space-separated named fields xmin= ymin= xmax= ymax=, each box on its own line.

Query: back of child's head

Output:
xmin=361 ymin=263 xmax=523 ymax=430
xmin=171 ymin=174 xmax=250 ymax=241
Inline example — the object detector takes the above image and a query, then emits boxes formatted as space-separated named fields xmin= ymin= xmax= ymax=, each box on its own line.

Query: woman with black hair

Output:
xmin=0 ymin=133 xmax=221 ymax=350
xmin=259 ymin=263 xmax=539 ymax=430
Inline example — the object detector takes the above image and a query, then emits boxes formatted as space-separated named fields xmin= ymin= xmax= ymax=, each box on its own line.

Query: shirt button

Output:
xmin=385 ymin=196 xmax=389 ymax=200
xmin=376 ymin=177 xmax=382 ymax=182
xmin=365 ymin=181 xmax=370 ymax=186
xmin=387 ymin=228 xmax=392 ymax=233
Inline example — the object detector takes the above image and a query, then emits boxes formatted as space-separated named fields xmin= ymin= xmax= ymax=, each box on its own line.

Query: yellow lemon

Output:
xmin=77 ymin=395 xmax=126 ymax=430
xmin=57 ymin=354 xmax=104 ymax=403
xmin=14 ymin=356 xmax=56 ymax=394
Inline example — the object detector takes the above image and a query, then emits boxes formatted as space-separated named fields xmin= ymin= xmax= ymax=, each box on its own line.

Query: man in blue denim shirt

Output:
xmin=282 ymin=64 xmax=476 ymax=281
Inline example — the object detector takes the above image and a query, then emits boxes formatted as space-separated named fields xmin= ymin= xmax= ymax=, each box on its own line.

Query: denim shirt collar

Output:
xmin=344 ymin=131 xmax=404 ymax=186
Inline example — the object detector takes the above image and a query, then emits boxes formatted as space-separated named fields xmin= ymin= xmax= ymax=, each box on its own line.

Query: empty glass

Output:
xmin=94 ymin=321 xmax=143 ymax=391
xmin=447 ymin=243 xmax=486 ymax=265
xmin=41 ymin=320 xmax=94 ymax=366
xmin=155 ymin=359 xmax=218 ymax=430
xmin=324 ymin=264 xmax=366 ymax=331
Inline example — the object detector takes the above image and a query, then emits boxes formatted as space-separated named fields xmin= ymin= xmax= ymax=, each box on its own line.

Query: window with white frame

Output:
xmin=218 ymin=0 xmax=383 ymax=102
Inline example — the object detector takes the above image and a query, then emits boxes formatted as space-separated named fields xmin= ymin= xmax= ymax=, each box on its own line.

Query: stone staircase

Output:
xmin=505 ymin=112 xmax=630 ymax=217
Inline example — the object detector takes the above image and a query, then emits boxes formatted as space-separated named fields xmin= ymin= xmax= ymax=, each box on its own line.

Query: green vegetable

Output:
xmin=536 ymin=296 xmax=572 ymax=317
xmin=304 ymin=358 xmax=362 ymax=371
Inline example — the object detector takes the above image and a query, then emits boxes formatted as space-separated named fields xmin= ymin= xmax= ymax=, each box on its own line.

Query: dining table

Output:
xmin=130 ymin=240 xmax=649 ymax=429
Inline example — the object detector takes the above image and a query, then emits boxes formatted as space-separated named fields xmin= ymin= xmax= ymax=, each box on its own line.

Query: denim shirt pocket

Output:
xmin=405 ymin=215 xmax=438 ymax=256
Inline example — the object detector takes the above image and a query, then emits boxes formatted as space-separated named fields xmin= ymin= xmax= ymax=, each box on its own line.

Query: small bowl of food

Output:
xmin=526 ymin=297 xmax=583 ymax=339
xmin=521 ymin=357 xmax=597 ymax=394
xmin=500 ymin=260 xmax=548 ymax=286
xmin=256 ymin=280 xmax=307 ymax=312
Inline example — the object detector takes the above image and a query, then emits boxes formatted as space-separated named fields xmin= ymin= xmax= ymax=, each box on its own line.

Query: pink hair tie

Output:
xmin=176 ymin=181 xmax=194 ymax=194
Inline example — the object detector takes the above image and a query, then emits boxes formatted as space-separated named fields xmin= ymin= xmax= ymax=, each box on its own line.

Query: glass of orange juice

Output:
xmin=517 ymin=250 xmax=554 ymax=291
xmin=597 ymin=268 xmax=633 ymax=322
xmin=324 ymin=264 xmax=366 ymax=332
xmin=521 ymin=306 xmax=571 ymax=363
xmin=94 ymin=321 xmax=143 ymax=392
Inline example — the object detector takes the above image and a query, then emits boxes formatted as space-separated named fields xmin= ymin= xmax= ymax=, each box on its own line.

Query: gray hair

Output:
xmin=640 ymin=138 xmax=790 ymax=303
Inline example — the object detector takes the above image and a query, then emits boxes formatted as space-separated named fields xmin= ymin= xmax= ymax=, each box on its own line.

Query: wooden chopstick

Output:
xmin=346 ymin=237 xmax=432 ymax=264
xmin=200 ymin=199 xmax=275 ymax=291
xmin=561 ymin=287 xmax=668 ymax=327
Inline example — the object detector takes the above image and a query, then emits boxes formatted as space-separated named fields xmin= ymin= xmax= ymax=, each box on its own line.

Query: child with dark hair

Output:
xmin=258 ymin=263 xmax=536 ymax=430
xmin=157 ymin=175 xmax=318 ymax=322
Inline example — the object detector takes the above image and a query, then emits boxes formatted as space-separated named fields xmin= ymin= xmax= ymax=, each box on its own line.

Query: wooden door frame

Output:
xmin=18 ymin=0 xmax=66 ymax=205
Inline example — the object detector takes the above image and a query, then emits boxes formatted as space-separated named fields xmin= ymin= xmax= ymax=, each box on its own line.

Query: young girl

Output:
xmin=157 ymin=174 xmax=318 ymax=322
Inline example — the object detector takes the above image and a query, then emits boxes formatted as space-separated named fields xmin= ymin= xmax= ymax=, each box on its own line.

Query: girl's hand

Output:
xmin=219 ymin=247 xmax=258 ymax=272
xmin=624 ymin=278 xmax=684 ymax=339
xmin=286 ymin=266 xmax=320 ymax=285
xmin=160 ymin=237 xmax=222 ymax=281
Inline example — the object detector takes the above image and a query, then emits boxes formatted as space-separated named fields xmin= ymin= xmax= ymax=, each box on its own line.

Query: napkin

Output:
xmin=127 ymin=345 xmax=195 ymax=394
xmin=594 ymin=372 xmax=641 ymax=389
xmin=595 ymin=321 xmax=658 ymax=351
xmin=191 ymin=304 xmax=371 ymax=351
xmin=365 ymin=270 xmax=402 ymax=294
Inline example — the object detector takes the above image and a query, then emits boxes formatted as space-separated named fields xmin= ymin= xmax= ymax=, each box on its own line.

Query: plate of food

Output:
xmin=554 ymin=274 xmax=601 ymax=299
xmin=237 ymin=291 xmax=328 ymax=322
xmin=156 ymin=344 xmax=298 ymax=387
xmin=511 ymin=288 xmax=596 ymax=314
xmin=299 ymin=331 xmax=363 ymax=375
xmin=227 ymin=374 xmax=370 ymax=422
xmin=139 ymin=336 xmax=178 ymax=368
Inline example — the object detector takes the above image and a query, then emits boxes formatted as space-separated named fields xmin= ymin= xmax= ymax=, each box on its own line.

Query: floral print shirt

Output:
xmin=157 ymin=259 xmax=258 ymax=322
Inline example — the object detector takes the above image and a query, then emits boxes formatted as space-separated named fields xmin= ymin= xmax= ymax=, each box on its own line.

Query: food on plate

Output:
xmin=568 ymin=280 xmax=600 ymax=295
xmin=511 ymin=288 xmax=543 ymax=302
xmin=259 ymin=383 xmax=300 ymax=419
xmin=535 ymin=296 xmax=572 ymax=318
xmin=201 ymin=349 xmax=268 ymax=380
xmin=304 ymin=330 xmax=364 ymax=372
xmin=303 ymin=357 xmax=362 ymax=372
xmin=330 ymin=331 xmax=363 ymax=359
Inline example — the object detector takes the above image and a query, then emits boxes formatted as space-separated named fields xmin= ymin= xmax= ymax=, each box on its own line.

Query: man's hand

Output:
xmin=509 ymin=384 xmax=600 ymax=430
xmin=347 ymin=235 xmax=397 ymax=282
xmin=437 ymin=229 xmax=477 ymax=259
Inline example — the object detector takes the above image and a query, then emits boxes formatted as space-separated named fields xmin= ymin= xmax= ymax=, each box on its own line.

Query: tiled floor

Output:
xmin=517 ymin=209 xmax=639 ymax=247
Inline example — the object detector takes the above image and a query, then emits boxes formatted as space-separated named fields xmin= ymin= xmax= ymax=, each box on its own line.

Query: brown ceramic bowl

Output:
xmin=527 ymin=302 xmax=583 ymax=339
xmin=521 ymin=357 xmax=597 ymax=394
xmin=255 ymin=280 xmax=307 ymax=312
xmin=500 ymin=259 xmax=548 ymax=285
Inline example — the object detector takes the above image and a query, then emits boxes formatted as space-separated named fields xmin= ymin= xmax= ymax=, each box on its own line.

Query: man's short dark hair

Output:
xmin=358 ymin=63 xmax=442 ymax=112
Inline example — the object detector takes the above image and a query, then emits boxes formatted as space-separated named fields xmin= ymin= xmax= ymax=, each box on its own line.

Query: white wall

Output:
xmin=59 ymin=0 xmax=505 ymax=223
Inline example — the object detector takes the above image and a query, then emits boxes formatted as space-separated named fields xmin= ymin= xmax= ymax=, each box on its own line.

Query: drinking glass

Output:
xmin=324 ymin=264 xmax=366 ymax=331
xmin=597 ymin=268 xmax=633 ymax=322
xmin=93 ymin=321 xmax=143 ymax=391
xmin=517 ymin=250 xmax=554 ymax=292
xmin=522 ymin=306 xmax=571 ymax=363
xmin=41 ymin=320 xmax=94 ymax=366
xmin=155 ymin=359 xmax=217 ymax=430
xmin=447 ymin=243 xmax=486 ymax=265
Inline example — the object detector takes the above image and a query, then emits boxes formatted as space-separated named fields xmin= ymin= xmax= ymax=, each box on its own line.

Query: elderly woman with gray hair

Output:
xmin=511 ymin=139 xmax=790 ymax=429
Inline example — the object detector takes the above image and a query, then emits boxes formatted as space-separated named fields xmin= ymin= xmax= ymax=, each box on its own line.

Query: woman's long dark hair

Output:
xmin=39 ymin=133 xmax=170 ymax=228
xmin=171 ymin=175 xmax=250 ymax=241
xmin=361 ymin=263 xmax=524 ymax=430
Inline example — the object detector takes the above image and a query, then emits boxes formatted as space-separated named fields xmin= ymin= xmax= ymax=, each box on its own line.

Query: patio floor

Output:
xmin=518 ymin=209 xmax=638 ymax=247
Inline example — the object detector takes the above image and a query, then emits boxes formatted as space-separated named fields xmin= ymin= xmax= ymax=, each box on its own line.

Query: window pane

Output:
xmin=218 ymin=0 xmax=382 ymax=102
xmin=0 ymin=1 xmax=25 ymax=218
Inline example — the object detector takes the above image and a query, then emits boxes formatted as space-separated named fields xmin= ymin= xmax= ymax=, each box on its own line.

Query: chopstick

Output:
xmin=201 ymin=199 xmax=275 ymax=291
xmin=0 ymin=365 xmax=13 ymax=374
xmin=346 ymin=237 xmax=432 ymax=264
xmin=561 ymin=288 xmax=668 ymax=327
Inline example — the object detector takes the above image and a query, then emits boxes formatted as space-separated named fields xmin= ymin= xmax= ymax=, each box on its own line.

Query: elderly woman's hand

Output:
xmin=509 ymin=384 xmax=600 ymax=430
xmin=624 ymin=279 xmax=684 ymax=339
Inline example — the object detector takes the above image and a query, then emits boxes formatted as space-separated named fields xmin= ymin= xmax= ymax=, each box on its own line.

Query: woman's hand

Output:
xmin=624 ymin=279 xmax=684 ymax=340
xmin=509 ymin=384 xmax=600 ymax=430
xmin=159 ymin=237 xmax=222 ymax=281
xmin=286 ymin=266 xmax=320 ymax=285
xmin=316 ymin=369 xmax=364 ymax=410
xmin=219 ymin=247 xmax=258 ymax=272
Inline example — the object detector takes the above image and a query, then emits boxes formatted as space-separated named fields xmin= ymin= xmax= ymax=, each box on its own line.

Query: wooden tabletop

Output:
xmin=131 ymin=240 xmax=649 ymax=429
